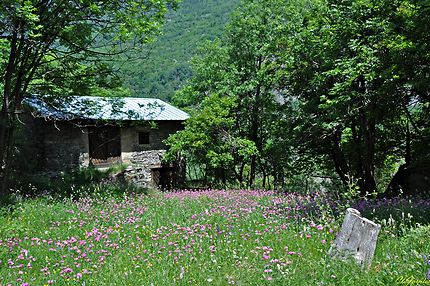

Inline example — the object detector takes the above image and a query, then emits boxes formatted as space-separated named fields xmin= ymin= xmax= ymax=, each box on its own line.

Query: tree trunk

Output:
xmin=350 ymin=114 xmax=377 ymax=196
xmin=329 ymin=208 xmax=381 ymax=268
xmin=359 ymin=105 xmax=376 ymax=196
xmin=351 ymin=78 xmax=377 ymax=196
xmin=0 ymin=28 xmax=19 ymax=197
xmin=248 ymin=55 xmax=264 ymax=189
xmin=330 ymin=129 xmax=349 ymax=187
xmin=217 ymin=166 xmax=226 ymax=185
xmin=0 ymin=106 xmax=19 ymax=196
xmin=405 ymin=120 xmax=411 ymax=166
xmin=237 ymin=161 xmax=246 ymax=188
xmin=262 ymin=168 xmax=266 ymax=190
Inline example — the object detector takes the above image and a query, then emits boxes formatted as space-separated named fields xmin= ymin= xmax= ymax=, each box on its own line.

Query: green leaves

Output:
xmin=280 ymin=0 xmax=430 ymax=194
xmin=1 ymin=0 xmax=181 ymax=97
xmin=166 ymin=0 xmax=429 ymax=192
xmin=166 ymin=93 xmax=238 ymax=167
xmin=0 ymin=0 xmax=182 ymax=192
xmin=166 ymin=0 xmax=311 ymax=187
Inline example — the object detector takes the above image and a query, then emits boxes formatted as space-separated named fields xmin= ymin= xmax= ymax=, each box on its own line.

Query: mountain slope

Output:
xmin=119 ymin=0 xmax=240 ymax=101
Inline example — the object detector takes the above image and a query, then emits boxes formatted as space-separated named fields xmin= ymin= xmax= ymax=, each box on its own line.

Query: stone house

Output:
xmin=23 ymin=95 xmax=189 ymax=188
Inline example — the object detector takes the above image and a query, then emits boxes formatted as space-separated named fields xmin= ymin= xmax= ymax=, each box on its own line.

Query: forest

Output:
xmin=118 ymin=0 xmax=241 ymax=101
xmin=164 ymin=0 xmax=430 ymax=197
xmin=1 ymin=0 xmax=429 ymax=198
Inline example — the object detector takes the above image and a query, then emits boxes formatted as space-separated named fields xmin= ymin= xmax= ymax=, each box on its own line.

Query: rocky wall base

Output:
xmin=123 ymin=150 xmax=166 ymax=188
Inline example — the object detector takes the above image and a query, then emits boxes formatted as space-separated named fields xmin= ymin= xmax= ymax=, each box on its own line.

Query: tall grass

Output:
xmin=0 ymin=189 xmax=429 ymax=285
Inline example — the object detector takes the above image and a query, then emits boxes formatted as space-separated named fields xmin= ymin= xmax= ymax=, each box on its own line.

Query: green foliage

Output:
xmin=168 ymin=0 xmax=429 ymax=195
xmin=168 ymin=0 xmax=310 ymax=188
xmin=118 ymin=0 xmax=241 ymax=101
xmin=1 ymin=190 xmax=430 ymax=284
xmin=165 ymin=93 xmax=257 ymax=185
xmin=7 ymin=164 xmax=142 ymax=202
xmin=0 ymin=0 xmax=181 ymax=98
xmin=280 ymin=0 xmax=430 ymax=195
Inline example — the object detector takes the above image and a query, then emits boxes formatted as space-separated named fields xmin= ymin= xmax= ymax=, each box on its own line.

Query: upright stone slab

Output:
xmin=329 ymin=208 xmax=381 ymax=267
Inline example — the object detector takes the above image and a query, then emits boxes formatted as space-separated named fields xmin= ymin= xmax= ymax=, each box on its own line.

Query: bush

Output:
xmin=5 ymin=164 xmax=145 ymax=204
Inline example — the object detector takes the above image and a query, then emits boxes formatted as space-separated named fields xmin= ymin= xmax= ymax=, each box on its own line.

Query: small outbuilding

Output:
xmin=23 ymin=95 xmax=189 ymax=189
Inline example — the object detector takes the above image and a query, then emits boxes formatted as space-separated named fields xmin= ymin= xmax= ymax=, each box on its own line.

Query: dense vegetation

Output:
xmin=1 ymin=189 xmax=430 ymax=285
xmin=1 ymin=0 xmax=430 ymax=283
xmin=1 ymin=0 xmax=428 ymax=197
xmin=119 ymin=0 xmax=240 ymax=101
xmin=166 ymin=0 xmax=430 ymax=196
xmin=0 ymin=0 xmax=179 ymax=197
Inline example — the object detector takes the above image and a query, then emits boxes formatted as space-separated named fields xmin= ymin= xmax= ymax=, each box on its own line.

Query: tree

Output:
xmin=0 ymin=0 xmax=179 ymax=195
xmin=281 ymin=0 xmax=430 ymax=195
xmin=170 ymin=0 xmax=307 ymax=188
xmin=166 ymin=0 xmax=429 ymax=193
xmin=165 ymin=93 xmax=257 ymax=186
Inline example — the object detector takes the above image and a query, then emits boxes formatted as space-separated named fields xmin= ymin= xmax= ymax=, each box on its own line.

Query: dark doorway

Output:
xmin=151 ymin=165 xmax=175 ymax=190
xmin=88 ymin=126 xmax=121 ymax=166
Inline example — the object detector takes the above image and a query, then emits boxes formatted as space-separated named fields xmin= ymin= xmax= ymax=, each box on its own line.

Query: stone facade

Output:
xmin=29 ymin=118 xmax=184 ymax=188
xmin=120 ymin=121 xmax=181 ymax=163
xmin=123 ymin=150 xmax=167 ymax=188
xmin=30 ymin=120 xmax=89 ymax=172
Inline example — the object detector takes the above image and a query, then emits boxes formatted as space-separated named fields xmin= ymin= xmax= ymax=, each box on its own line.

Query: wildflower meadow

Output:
xmin=1 ymin=189 xmax=429 ymax=285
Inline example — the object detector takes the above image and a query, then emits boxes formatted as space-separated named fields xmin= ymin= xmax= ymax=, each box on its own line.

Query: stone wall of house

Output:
xmin=14 ymin=114 xmax=45 ymax=172
xmin=24 ymin=118 xmax=89 ymax=173
xmin=25 ymin=118 xmax=184 ymax=188
xmin=122 ymin=150 xmax=166 ymax=188
xmin=120 ymin=121 xmax=183 ymax=188
xmin=40 ymin=121 xmax=89 ymax=172
xmin=121 ymin=121 xmax=183 ymax=163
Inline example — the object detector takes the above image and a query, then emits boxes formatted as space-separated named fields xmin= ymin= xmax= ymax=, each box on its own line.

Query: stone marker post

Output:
xmin=329 ymin=208 xmax=381 ymax=268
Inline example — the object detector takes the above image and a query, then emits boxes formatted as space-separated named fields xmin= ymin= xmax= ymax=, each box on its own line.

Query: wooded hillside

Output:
xmin=166 ymin=0 xmax=430 ymax=196
xmin=118 ymin=0 xmax=240 ymax=101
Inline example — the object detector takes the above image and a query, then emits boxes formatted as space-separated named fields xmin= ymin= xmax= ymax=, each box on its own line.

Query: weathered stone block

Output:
xmin=329 ymin=208 xmax=381 ymax=267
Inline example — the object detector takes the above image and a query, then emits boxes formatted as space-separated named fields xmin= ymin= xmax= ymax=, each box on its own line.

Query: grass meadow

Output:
xmin=1 ymin=189 xmax=429 ymax=285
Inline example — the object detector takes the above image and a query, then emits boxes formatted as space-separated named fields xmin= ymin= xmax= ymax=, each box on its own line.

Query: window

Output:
xmin=138 ymin=131 xmax=150 ymax=145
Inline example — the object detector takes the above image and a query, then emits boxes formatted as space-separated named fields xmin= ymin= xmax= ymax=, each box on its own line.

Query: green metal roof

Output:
xmin=25 ymin=95 xmax=190 ymax=121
